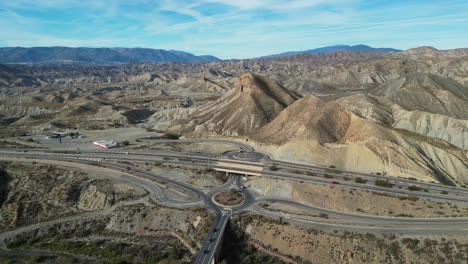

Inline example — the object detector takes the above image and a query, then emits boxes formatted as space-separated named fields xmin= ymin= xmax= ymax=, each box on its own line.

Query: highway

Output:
xmin=1 ymin=143 xmax=468 ymax=264
xmin=3 ymin=148 xmax=467 ymax=199
xmin=194 ymin=212 xmax=230 ymax=264
xmin=264 ymin=159 xmax=465 ymax=193
xmin=253 ymin=197 xmax=468 ymax=234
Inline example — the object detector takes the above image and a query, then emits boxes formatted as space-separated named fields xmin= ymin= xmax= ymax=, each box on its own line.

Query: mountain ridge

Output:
xmin=151 ymin=73 xmax=300 ymax=136
xmin=0 ymin=47 xmax=220 ymax=65
xmin=259 ymin=44 xmax=401 ymax=58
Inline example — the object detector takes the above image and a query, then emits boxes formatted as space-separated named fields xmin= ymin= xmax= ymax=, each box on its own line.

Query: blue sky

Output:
xmin=0 ymin=0 xmax=467 ymax=59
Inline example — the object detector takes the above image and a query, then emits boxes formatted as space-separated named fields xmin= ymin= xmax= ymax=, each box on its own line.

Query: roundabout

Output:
xmin=213 ymin=189 xmax=245 ymax=207
xmin=226 ymin=151 xmax=269 ymax=161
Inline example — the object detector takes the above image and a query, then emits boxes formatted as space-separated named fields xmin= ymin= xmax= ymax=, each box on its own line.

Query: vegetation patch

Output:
xmin=269 ymin=165 xmax=278 ymax=171
xmin=214 ymin=189 xmax=244 ymax=206
xmin=0 ymin=140 xmax=42 ymax=149
xmin=219 ymin=217 xmax=290 ymax=264
xmin=355 ymin=177 xmax=367 ymax=184
xmin=375 ymin=180 xmax=394 ymax=188
xmin=11 ymin=236 xmax=189 ymax=264
xmin=408 ymin=185 xmax=422 ymax=191
xmin=0 ymin=167 xmax=12 ymax=205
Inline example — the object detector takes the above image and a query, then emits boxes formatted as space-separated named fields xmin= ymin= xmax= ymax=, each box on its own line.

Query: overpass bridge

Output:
xmin=195 ymin=158 xmax=263 ymax=263
xmin=194 ymin=211 xmax=231 ymax=264
xmin=213 ymin=158 xmax=264 ymax=176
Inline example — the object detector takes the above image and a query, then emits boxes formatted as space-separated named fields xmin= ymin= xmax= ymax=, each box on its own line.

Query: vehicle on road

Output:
xmin=203 ymin=249 xmax=209 ymax=254
xmin=331 ymin=181 xmax=339 ymax=184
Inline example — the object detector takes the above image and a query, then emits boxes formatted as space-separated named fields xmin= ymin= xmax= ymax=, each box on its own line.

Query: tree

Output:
xmin=0 ymin=167 xmax=12 ymax=205
xmin=375 ymin=180 xmax=394 ymax=188
xmin=408 ymin=185 xmax=422 ymax=191
xmin=269 ymin=165 xmax=278 ymax=171
xmin=355 ymin=177 xmax=367 ymax=184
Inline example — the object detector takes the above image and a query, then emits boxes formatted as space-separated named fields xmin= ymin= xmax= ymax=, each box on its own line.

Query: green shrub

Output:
xmin=269 ymin=165 xmax=278 ymax=171
xmin=401 ymin=238 xmax=420 ymax=249
xmin=375 ymin=180 xmax=394 ymax=188
xmin=318 ymin=213 xmax=328 ymax=218
xmin=408 ymin=185 xmax=422 ymax=191
xmin=355 ymin=177 xmax=367 ymax=184
xmin=0 ymin=168 xmax=12 ymax=205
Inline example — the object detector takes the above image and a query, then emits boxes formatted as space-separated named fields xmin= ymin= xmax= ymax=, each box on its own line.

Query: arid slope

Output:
xmin=251 ymin=94 xmax=468 ymax=184
xmin=156 ymin=73 xmax=300 ymax=136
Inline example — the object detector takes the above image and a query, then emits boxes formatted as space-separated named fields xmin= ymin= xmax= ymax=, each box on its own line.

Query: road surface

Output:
xmin=1 ymin=142 xmax=468 ymax=263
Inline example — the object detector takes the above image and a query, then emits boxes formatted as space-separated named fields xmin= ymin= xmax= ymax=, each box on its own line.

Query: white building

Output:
xmin=93 ymin=140 xmax=117 ymax=149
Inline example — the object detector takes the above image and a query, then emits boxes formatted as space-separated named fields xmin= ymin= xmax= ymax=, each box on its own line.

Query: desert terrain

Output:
xmin=1 ymin=47 xmax=468 ymax=263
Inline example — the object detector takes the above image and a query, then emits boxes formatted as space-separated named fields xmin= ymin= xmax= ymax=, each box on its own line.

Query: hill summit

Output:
xmin=164 ymin=73 xmax=300 ymax=136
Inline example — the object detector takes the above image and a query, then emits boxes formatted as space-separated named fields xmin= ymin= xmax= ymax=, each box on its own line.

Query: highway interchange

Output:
xmin=1 ymin=139 xmax=468 ymax=264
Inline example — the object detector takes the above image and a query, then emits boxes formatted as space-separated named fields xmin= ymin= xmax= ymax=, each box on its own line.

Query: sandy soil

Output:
xmin=247 ymin=177 xmax=468 ymax=218
xmin=214 ymin=190 xmax=244 ymax=206
xmin=13 ymin=127 xmax=158 ymax=150
xmin=242 ymin=215 xmax=468 ymax=264
xmin=128 ymin=161 xmax=225 ymax=188
xmin=129 ymin=141 xmax=238 ymax=154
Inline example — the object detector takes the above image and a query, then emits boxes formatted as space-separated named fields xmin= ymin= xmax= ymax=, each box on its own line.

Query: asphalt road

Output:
xmin=2 ymin=143 xmax=468 ymax=263
xmin=194 ymin=212 xmax=230 ymax=264
xmin=253 ymin=197 xmax=468 ymax=233
xmin=4 ymin=148 xmax=466 ymax=198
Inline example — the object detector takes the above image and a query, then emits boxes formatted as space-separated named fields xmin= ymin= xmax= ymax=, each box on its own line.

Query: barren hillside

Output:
xmin=338 ymin=73 xmax=468 ymax=149
xmin=369 ymin=73 xmax=468 ymax=119
xmin=155 ymin=73 xmax=300 ymax=136
xmin=250 ymin=93 xmax=468 ymax=184
xmin=1 ymin=48 xmax=467 ymax=183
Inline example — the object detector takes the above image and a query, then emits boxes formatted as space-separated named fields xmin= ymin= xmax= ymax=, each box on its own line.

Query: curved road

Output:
xmin=1 ymin=141 xmax=468 ymax=263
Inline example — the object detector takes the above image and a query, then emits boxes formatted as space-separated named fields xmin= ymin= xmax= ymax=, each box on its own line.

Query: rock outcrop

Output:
xmin=251 ymin=94 xmax=468 ymax=184
xmin=164 ymin=73 xmax=300 ymax=136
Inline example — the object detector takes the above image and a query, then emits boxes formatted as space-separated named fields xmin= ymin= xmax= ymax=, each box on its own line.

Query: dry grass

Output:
xmin=214 ymin=190 xmax=244 ymax=206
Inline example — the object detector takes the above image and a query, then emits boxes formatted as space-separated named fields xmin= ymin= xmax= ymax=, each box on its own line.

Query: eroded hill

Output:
xmin=0 ymin=47 xmax=467 ymax=184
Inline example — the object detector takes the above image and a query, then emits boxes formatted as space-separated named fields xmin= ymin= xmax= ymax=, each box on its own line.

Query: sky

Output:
xmin=0 ymin=0 xmax=467 ymax=59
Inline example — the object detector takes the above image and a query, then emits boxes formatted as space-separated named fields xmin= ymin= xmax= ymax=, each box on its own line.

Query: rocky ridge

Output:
xmin=155 ymin=73 xmax=300 ymax=136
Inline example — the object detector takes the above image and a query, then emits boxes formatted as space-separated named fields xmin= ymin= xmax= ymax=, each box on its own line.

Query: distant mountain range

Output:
xmin=260 ymin=44 xmax=401 ymax=58
xmin=0 ymin=47 xmax=220 ymax=65
xmin=0 ymin=45 xmax=403 ymax=65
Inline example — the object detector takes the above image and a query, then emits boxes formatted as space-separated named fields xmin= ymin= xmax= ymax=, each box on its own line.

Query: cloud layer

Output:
xmin=1 ymin=0 xmax=467 ymax=58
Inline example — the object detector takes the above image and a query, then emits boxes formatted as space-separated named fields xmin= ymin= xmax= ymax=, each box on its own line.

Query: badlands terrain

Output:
xmin=0 ymin=46 xmax=468 ymax=263
xmin=1 ymin=46 xmax=467 ymax=184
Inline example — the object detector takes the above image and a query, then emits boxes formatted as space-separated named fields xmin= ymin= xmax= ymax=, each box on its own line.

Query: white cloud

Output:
xmin=1 ymin=0 xmax=467 ymax=58
xmin=198 ymin=0 xmax=347 ymax=10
